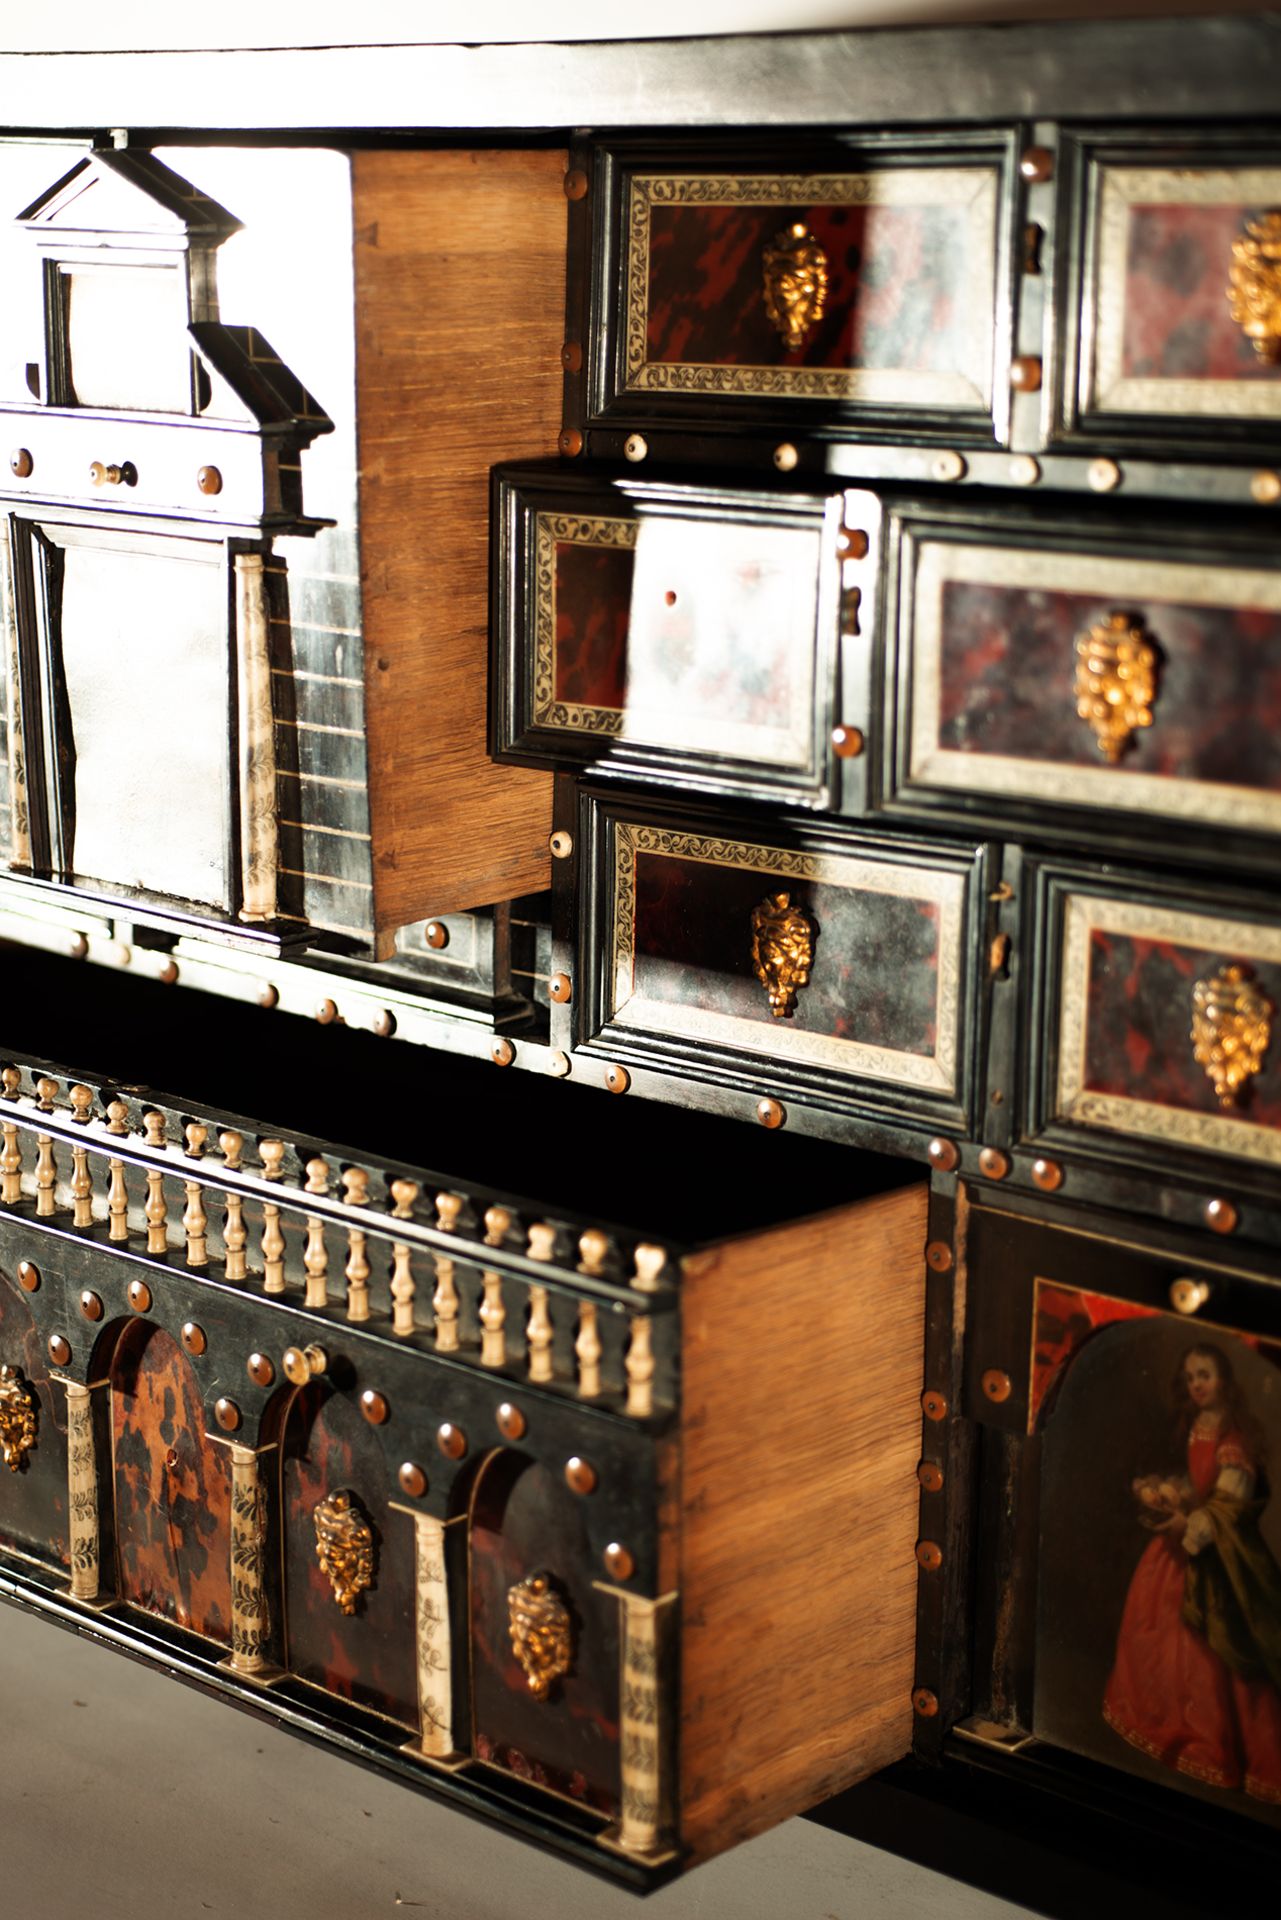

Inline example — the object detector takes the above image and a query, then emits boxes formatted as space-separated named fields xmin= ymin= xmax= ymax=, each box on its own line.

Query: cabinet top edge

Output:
xmin=2 ymin=15 xmax=1280 ymax=136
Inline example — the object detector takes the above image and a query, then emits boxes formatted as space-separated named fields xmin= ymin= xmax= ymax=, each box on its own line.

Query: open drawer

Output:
xmin=0 ymin=1003 xmax=926 ymax=1886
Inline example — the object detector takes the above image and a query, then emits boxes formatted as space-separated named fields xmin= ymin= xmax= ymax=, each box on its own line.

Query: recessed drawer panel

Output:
xmin=1042 ymin=869 xmax=1281 ymax=1171
xmin=887 ymin=499 xmax=1281 ymax=867
xmin=573 ymin=789 xmax=986 ymax=1127
xmin=491 ymin=464 xmax=875 ymax=810
xmin=572 ymin=135 xmax=1016 ymax=446
xmin=1062 ymin=131 xmax=1281 ymax=449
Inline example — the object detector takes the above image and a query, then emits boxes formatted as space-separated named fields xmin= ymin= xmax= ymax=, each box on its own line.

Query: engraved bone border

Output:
xmin=1090 ymin=164 xmax=1281 ymax=418
xmin=533 ymin=512 xmax=636 ymax=734
xmin=623 ymin=168 xmax=998 ymax=408
xmin=906 ymin=537 xmax=1281 ymax=835
xmin=1056 ymin=891 xmax=1281 ymax=1166
xmin=609 ymin=820 xmax=962 ymax=1092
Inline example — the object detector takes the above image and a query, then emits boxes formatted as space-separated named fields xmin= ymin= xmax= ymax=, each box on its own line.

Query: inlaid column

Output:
xmin=228 ymin=1443 xmax=272 ymax=1676
xmin=396 ymin=1507 xmax=466 ymax=1766
xmin=63 ymin=1380 xmax=100 ymax=1603
xmin=235 ymin=550 xmax=277 ymax=924
xmin=608 ymin=1588 xmax=678 ymax=1857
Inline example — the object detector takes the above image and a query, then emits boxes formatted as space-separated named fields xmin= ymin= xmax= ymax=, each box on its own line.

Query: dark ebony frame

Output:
xmin=562 ymin=127 xmax=1023 ymax=464
xmin=1052 ymin=123 xmax=1281 ymax=462
xmin=876 ymin=488 xmax=1281 ymax=885
xmin=1021 ymin=853 xmax=1281 ymax=1249
xmin=564 ymin=781 xmax=993 ymax=1140
xmin=489 ymin=460 xmax=867 ymax=814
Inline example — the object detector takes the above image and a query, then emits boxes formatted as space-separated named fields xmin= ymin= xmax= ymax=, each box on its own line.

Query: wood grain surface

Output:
xmin=352 ymin=148 xmax=563 ymax=928
xmin=676 ymin=1182 xmax=928 ymax=1860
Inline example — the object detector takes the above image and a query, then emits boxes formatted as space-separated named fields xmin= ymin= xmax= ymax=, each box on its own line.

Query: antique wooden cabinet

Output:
xmin=0 ymin=13 xmax=1279 ymax=1910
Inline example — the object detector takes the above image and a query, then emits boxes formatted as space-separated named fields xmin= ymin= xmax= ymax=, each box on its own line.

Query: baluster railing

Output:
xmin=260 ymin=1139 xmax=286 ymax=1293
xmin=303 ymin=1159 xmax=330 ymax=1308
xmin=389 ymin=1179 xmax=418 ymax=1336
xmin=432 ymin=1192 xmax=462 ymax=1352
xmin=480 ymin=1205 xmax=511 ymax=1368
xmin=143 ymin=1111 xmax=169 ymax=1252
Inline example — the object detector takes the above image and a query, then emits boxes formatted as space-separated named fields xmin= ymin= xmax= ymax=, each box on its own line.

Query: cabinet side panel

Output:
xmin=351 ymin=148 xmax=561 ymax=928
xmin=678 ymin=1182 xmax=927 ymax=1862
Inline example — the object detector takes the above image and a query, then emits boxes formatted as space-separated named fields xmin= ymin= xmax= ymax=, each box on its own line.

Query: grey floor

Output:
xmin=0 ymin=1601 xmax=1031 ymax=1920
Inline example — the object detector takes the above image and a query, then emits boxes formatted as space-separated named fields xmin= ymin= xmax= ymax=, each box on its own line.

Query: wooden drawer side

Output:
xmin=675 ymin=1180 xmax=927 ymax=1862
xmin=352 ymin=149 xmax=564 ymax=930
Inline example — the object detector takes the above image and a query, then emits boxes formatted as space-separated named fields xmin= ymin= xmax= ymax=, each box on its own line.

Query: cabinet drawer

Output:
xmin=569 ymin=134 xmax=1016 ymax=447
xmin=0 ymin=1040 xmax=925 ymax=1883
xmin=567 ymin=788 xmax=986 ymax=1130
xmin=886 ymin=498 xmax=1281 ymax=869
xmin=1038 ymin=866 xmax=1281 ymax=1175
xmin=491 ymin=464 xmax=875 ymax=811
xmin=1061 ymin=129 xmax=1281 ymax=451
xmin=953 ymin=1201 xmax=1281 ymax=1834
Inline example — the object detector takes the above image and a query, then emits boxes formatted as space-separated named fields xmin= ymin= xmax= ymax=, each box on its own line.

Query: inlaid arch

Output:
xmin=110 ymin=1318 xmax=232 ymax=1641
xmin=468 ymin=1446 xmax=621 ymax=1817
xmin=280 ymin=1380 xmax=417 ymax=1726
xmin=0 ymin=1267 xmax=68 ymax=1569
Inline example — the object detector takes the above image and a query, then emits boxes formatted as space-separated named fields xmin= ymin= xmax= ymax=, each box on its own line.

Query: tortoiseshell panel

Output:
xmin=1056 ymin=893 xmax=1281 ymax=1165
xmin=552 ymin=537 xmax=633 ymax=715
xmin=624 ymin=168 xmax=998 ymax=410
xmin=110 ymin=1321 xmax=232 ymax=1642
xmin=470 ymin=1450 xmax=621 ymax=1817
xmin=0 ymin=1273 xmax=67 ymax=1569
xmin=1087 ymin=165 xmax=1281 ymax=420
xmin=609 ymin=822 xmax=965 ymax=1093
xmin=281 ymin=1382 xmax=417 ymax=1727
xmin=906 ymin=537 xmax=1281 ymax=835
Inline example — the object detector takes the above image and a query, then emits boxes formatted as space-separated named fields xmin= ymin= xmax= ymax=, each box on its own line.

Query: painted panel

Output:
xmin=110 ymin=1320 xmax=232 ymax=1642
xmin=281 ymin=1381 xmax=417 ymax=1727
xmin=907 ymin=537 xmax=1281 ymax=835
xmin=1034 ymin=1295 xmax=1281 ymax=1823
xmin=1056 ymin=893 xmax=1281 ymax=1165
xmin=624 ymin=167 xmax=998 ymax=408
xmin=1089 ymin=166 xmax=1281 ymax=419
xmin=0 ymin=1272 xmax=67 ymax=1568
xmin=470 ymin=1449 xmax=620 ymax=1817
xmin=609 ymin=821 xmax=963 ymax=1092
xmin=535 ymin=509 xmax=820 ymax=767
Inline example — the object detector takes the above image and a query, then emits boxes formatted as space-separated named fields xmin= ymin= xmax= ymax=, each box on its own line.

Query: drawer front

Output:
xmin=960 ymin=1203 xmax=1281 ymax=1827
xmin=887 ymin=500 xmax=1281 ymax=862
xmin=0 ymin=1047 xmax=923 ymax=1882
xmin=1063 ymin=131 xmax=1281 ymax=447
xmin=1045 ymin=873 xmax=1281 ymax=1171
xmin=578 ymin=136 xmax=1014 ymax=442
xmin=575 ymin=789 xmax=984 ymax=1123
xmin=492 ymin=465 xmax=873 ymax=810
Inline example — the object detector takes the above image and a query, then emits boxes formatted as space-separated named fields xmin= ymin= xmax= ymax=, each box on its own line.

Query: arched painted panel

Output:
xmin=110 ymin=1320 xmax=232 ymax=1642
xmin=1035 ymin=1313 xmax=1281 ymax=1826
xmin=469 ymin=1449 xmax=621 ymax=1816
xmin=0 ymin=1269 xmax=68 ymax=1568
xmin=281 ymin=1381 xmax=417 ymax=1727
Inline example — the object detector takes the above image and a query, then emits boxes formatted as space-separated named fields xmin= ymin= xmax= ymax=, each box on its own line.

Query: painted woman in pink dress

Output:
xmin=1104 ymin=1342 xmax=1281 ymax=1803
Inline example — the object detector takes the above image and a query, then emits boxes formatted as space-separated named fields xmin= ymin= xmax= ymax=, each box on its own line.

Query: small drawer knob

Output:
xmin=90 ymin=460 xmax=133 ymax=487
xmin=1170 ymin=1277 xmax=1211 ymax=1316
xmin=197 ymin=465 xmax=223 ymax=496
xmin=9 ymin=448 xmax=32 ymax=478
